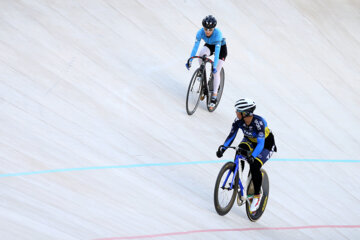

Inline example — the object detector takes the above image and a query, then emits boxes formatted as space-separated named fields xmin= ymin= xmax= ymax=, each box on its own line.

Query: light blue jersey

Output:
xmin=190 ymin=28 xmax=226 ymax=68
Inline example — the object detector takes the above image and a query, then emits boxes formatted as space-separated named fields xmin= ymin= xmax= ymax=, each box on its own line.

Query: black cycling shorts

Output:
xmin=204 ymin=43 xmax=227 ymax=61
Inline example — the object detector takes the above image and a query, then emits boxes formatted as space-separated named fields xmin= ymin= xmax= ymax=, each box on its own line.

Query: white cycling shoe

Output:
xmin=249 ymin=193 xmax=263 ymax=212
xmin=208 ymin=97 xmax=217 ymax=110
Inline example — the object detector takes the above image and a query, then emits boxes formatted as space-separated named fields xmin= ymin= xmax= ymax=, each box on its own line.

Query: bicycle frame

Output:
xmin=219 ymin=145 xmax=250 ymax=199
xmin=187 ymin=56 xmax=214 ymax=97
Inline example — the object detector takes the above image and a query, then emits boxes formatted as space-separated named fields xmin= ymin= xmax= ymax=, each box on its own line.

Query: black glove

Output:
xmin=246 ymin=155 xmax=255 ymax=165
xmin=216 ymin=148 xmax=225 ymax=158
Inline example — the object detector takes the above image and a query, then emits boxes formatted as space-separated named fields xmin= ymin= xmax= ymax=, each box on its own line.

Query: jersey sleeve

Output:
xmin=212 ymin=30 xmax=223 ymax=68
xmin=251 ymin=119 xmax=266 ymax=158
xmin=222 ymin=118 xmax=239 ymax=150
xmin=190 ymin=29 xmax=203 ymax=58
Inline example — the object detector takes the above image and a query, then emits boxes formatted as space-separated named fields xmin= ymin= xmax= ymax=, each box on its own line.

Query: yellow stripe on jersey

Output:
xmin=248 ymin=127 xmax=270 ymax=143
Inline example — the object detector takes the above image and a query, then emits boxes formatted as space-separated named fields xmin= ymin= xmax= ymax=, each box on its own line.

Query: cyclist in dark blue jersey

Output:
xmin=186 ymin=15 xmax=227 ymax=110
xmin=216 ymin=98 xmax=277 ymax=212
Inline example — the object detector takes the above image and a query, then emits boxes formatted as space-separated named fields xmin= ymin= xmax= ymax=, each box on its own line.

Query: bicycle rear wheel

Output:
xmin=186 ymin=68 xmax=203 ymax=115
xmin=246 ymin=169 xmax=269 ymax=222
xmin=214 ymin=162 xmax=239 ymax=216
xmin=207 ymin=68 xmax=225 ymax=112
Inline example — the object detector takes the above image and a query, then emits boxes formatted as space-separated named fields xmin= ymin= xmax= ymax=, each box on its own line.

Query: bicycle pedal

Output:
xmin=237 ymin=194 xmax=246 ymax=206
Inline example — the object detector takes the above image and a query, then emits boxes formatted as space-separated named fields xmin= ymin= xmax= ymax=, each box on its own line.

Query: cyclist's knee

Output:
xmin=238 ymin=142 xmax=252 ymax=151
xmin=199 ymin=46 xmax=210 ymax=57
xmin=250 ymin=160 xmax=262 ymax=172
xmin=216 ymin=60 xmax=225 ymax=72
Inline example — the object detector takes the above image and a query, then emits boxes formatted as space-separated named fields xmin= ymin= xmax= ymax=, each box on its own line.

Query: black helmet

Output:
xmin=202 ymin=15 xmax=217 ymax=29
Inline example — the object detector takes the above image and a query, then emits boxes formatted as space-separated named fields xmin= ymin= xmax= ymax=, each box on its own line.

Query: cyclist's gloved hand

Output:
xmin=212 ymin=68 xmax=217 ymax=74
xmin=246 ymin=155 xmax=255 ymax=165
xmin=186 ymin=59 xmax=192 ymax=70
xmin=216 ymin=148 xmax=225 ymax=158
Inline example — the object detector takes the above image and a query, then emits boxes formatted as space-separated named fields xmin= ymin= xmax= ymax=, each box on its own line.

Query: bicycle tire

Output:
xmin=246 ymin=169 xmax=269 ymax=221
xmin=186 ymin=68 xmax=203 ymax=115
xmin=207 ymin=68 xmax=225 ymax=112
xmin=214 ymin=161 xmax=239 ymax=216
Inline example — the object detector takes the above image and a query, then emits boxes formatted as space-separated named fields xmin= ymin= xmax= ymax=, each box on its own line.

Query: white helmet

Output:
xmin=234 ymin=98 xmax=256 ymax=114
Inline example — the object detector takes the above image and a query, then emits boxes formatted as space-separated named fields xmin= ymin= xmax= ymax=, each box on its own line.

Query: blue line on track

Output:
xmin=0 ymin=159 xmax=359 ymax=178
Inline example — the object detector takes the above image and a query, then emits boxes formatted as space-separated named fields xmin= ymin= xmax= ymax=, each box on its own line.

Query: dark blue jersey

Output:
xmin=222 ymin=114 xmax=271 ymax=158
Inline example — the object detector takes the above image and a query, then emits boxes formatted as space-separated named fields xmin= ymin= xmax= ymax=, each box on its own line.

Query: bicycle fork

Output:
xmin=221 ymin=161 xmax=238 ymax=190
xmin=221 ymin=158 xmax=243 ymax=192
xmin=238 ymin=158 xmax=248 ymax=203
xmin=238 ymin=173 xmax=246 ymax=201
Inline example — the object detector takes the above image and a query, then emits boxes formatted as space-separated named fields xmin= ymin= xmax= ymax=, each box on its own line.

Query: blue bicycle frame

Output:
xmin=221 ymin=151 xmax=246 ymax=198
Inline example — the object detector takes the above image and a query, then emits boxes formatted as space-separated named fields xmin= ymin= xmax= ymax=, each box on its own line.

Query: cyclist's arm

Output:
xmin=190 ymin=29 xmax=202 ymax=58
xmin=213 ymin=42 xmax=221 ymax=69
xmin=251 ymin=119 xmax=266 ymax=158
xmin=251 ymin=137 xmax=265 ymax=158
xmin=212 ymin=30 xmax=223 ymax=69
xmin=222 ymin=119 xmax=239 ymax=150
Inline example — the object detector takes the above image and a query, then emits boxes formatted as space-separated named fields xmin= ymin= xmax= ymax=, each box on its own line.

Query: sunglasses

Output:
xmin=237 ymin=111 xmax=250 ymax=116
xmin=204 ymin=28 xmax=214 ymax=32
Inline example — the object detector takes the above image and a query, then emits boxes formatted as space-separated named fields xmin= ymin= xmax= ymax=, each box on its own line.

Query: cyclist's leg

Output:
xmin=213 ymin=44 xmax=227 ymax=96
xmin=251 ymin=148 xmax=274 ymax=195
xmin=249 ymin=160 xmax=262 ymax=195
xmin=238 ymin=138 xmax=264 ymax=196
xmin=238 ymin=138 xmax=254 ymax=153
xmin=212 ymin=60 xmax=225 ymax=95
xmin=238 ymin=138 xmax=254 ymax=171
xmin=198 ymin=46 xmax=211 ymax=65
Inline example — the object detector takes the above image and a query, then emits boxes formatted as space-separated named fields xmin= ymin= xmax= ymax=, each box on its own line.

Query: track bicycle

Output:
xmin=213 ymin=145 xmax=269 ymax=222
xmin=185 ymin=56 xmax=225 ymax=115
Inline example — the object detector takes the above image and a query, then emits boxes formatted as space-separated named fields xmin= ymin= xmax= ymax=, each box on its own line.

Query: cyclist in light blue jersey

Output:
xmin=186 ymin=15 xmax=227 ymax=110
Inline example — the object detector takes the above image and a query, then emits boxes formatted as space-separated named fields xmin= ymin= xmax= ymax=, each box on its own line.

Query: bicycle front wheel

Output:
xmin=214 ymin=162 xmax=239 ymax=216
xmin=186 ymin=68 xmax=203 ymax=115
